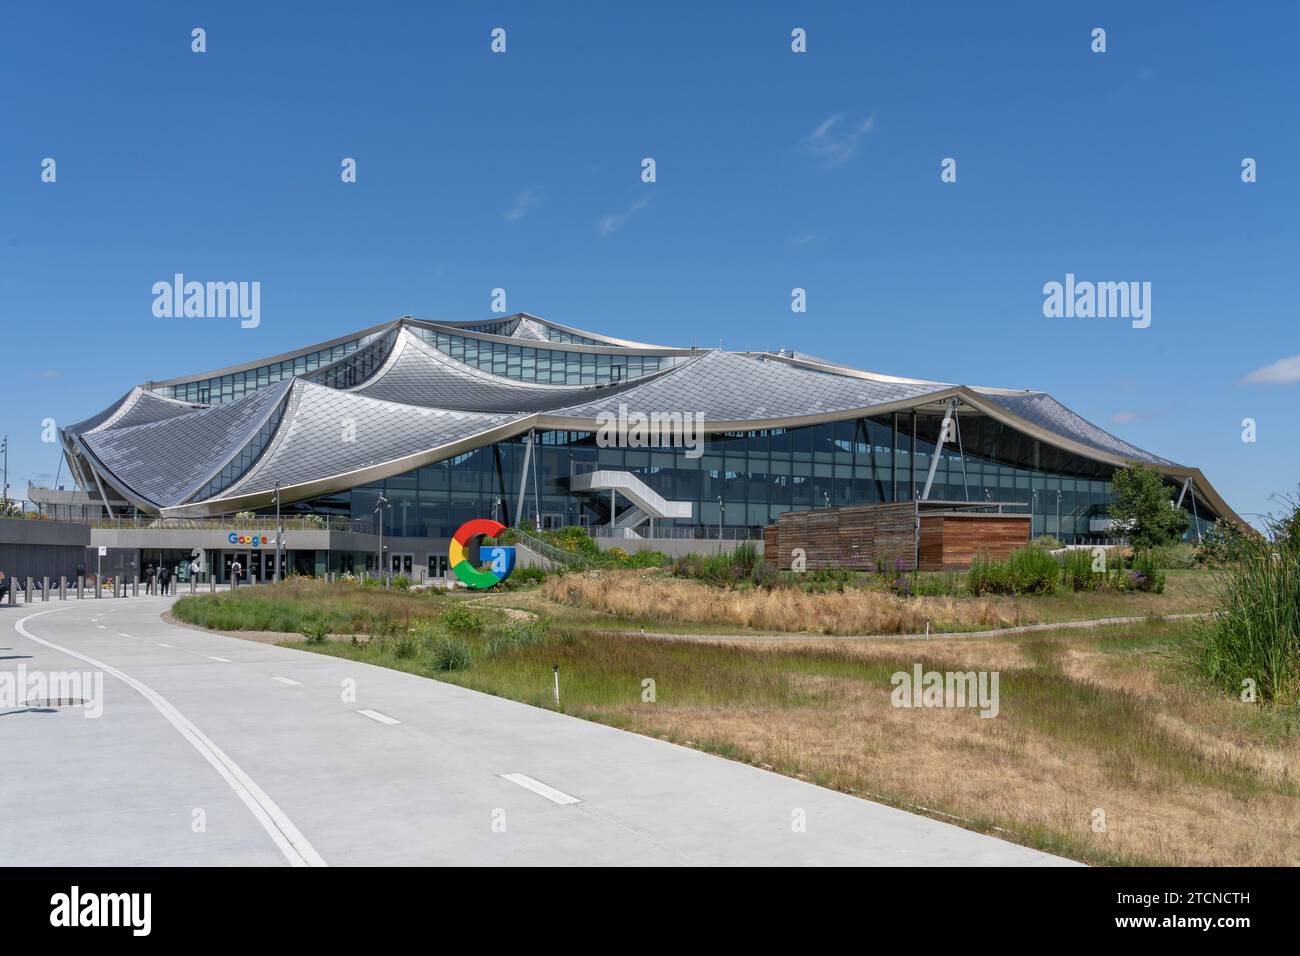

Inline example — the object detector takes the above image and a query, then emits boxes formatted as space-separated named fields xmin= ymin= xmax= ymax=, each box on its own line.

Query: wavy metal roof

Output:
xmin=352 ymin=329 xmax=666 ymax=412
xmin=60 ymin=313 xmax=1235 ymax=523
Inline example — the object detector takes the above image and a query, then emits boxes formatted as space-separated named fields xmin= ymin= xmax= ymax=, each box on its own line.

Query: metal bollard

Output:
xmin=133 ymin=576 xmax=139 ymax=597
xmin=27 ymin=577 xmax=34 ymax=603
xmin=77 ymin=575 xmax=84 ymax=600
xmin=209 ymin=574 xmax=215 ymax=593
xmin=190 ymin=575 xmax=196 ymax=594
xmin=42 ymin=576 xmax=49 ymax=602
xmin=59 ymin=577 xmax=66 ymax=601
xmin=94 ymin=575 xmax=101 ymax=599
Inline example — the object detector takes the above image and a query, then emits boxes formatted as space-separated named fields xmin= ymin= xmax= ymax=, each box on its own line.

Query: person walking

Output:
xmin=159 ymin=564 xmax=172 ymax=596
xmin=230 ymin=558 xmax=242 ymax=590
xmin=144 ymin=562 xmax=156 ymax=595
xmin=0 ymin=570 xmax=12 ymax=605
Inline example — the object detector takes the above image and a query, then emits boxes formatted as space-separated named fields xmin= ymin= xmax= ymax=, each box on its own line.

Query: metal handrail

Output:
xmin=508 ymin=527 xmax=591 ymax=568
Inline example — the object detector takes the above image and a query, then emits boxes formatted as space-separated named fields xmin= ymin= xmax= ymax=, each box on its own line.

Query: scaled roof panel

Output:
xmin=222 ymin=380 xmax=528 ymax=496
xmin=547 ymin=350 xmax=950 ymax=422
xmin=66 ymin=387 xmax=205 ymax=436
xmin=978 ymin=392 xmax=1178 ymax=467
xmin=79 ymin=379 xmax=292 ymax=507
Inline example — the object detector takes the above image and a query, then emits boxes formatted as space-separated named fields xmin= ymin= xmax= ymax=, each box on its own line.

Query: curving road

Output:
xmin=2 ymin=597 xmax=1076 ymax=866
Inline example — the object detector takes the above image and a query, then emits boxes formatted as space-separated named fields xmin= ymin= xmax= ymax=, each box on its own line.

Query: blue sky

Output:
xmin=2 ymin=1 xmax=1297 ymax=526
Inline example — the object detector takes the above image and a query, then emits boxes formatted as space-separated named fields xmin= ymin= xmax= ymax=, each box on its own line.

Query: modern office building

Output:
xmin=54 ymin=313 xmax=1240 ymax=580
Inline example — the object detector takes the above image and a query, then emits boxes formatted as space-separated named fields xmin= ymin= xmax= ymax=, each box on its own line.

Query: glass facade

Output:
xmin=407 ymin=325 xmax=684 ymax=384
xmin=155 ymin=330 xmax=387 ymax=405
xmin=273 ymin=411 xmax=1199 ymax=544
xmin=461 ymin=317 xmax=607 ymax=345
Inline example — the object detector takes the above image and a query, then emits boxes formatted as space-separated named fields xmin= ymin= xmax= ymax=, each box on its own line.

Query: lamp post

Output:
xmin=273 ymin=480 xmax=282 ymax=582
xmin=1056 ymin=489 xmax=1062 ymax=542
xmin=374 ymin=493 xmax=390 ymax=576
xmin=717 ymin=495 xmax=725 ymax=546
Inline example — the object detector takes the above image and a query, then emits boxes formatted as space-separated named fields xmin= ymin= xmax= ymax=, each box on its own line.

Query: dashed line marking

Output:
xmin=357 ymin=709 xmax=401 ymax=725
xmin=273 ymin=676 xmax=302 ymax=686
xmin=207 ymin=656 xmax=231 ymax=663
xmin=500 ymin=772 xmax=582 ymax=805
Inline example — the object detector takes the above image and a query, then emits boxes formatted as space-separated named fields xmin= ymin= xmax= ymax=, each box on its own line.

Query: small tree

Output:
xmin=1108 ymin=464 xmax=1188 ymax=549
xmin=1196 ymin=517 xmax=1252 ymax=566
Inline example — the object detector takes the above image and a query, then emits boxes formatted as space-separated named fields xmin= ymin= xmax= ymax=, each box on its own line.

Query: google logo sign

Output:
xmin=228 ymin=533 xmax=271 ymax=547
xmin=449 ymin=519 xmax=516 ymax=589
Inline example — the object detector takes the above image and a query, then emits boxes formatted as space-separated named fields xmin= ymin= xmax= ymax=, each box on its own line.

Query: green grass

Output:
xmin=172 ymin=576 xmax=448 ymax=636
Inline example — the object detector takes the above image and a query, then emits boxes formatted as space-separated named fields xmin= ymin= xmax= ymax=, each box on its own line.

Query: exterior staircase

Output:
xmin=569 ymin=469 xmax=693 ymax=538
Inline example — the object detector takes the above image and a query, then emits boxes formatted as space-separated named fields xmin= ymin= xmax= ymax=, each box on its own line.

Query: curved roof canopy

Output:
xmin=62 ymin=313 xmax=1240 ymax=525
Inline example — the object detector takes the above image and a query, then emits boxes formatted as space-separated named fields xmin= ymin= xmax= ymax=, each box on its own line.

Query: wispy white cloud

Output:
xmin=597 ymin=196 xmax=649 ymax=235
xmin=1243 ymin=354 xmax=1300 ymax=386
xmin=38 ymin=369 xmax=61 ymax=380
xmin=1110 ymin=411 xmax=1141 ymax=424
xmin=503 ymin=190 xmax=538 ymax=222
xmin=804 ymin=112 xmax=876 ymax=167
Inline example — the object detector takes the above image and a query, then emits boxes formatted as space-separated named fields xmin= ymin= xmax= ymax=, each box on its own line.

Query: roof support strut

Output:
xmin=515 ymin=428 xmax=535 ymax=527
xmin=921 ymin=398 xmax=959 ymax=501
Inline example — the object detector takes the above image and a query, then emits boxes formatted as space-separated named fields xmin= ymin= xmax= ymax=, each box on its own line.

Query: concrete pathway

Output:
xmin=2 ymin=598 xmax=1076 ymax=866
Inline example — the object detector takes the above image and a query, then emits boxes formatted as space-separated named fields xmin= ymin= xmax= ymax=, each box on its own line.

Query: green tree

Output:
xmin=1108 ymin=464 xmax=1188 ymax=549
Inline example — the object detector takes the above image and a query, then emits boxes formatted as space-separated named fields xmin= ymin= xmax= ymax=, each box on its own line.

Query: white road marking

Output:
xmin=500 ymin=772 xmax=582 ymax=805
xmin=156 ymin=643 xmax=173 ymax=648
xmin=207 ymin=656 xmax=231 ymax=663
xmin=14 ymin=605 xmax=326 ymax=867
xmin=357 ymin=708 xmax=401 ymax=725
xmin=273 ymin=676 xmax=302 ymax=686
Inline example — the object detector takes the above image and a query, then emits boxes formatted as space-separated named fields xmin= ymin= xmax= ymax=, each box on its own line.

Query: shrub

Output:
xmin=504 ymin=565 xmax=547 ymax=589
xmin=1031 ymin=535 xmax=1063 ymax=551
xmin=1195 ymin=518 xmax=1252 ymax=567
xmin=300 ymin=620 xmax=330 ymax=643
xmin=750 ymin=560 xmax=779 ymax=589
xmin=393 ymin=574 xmax=412 ymax=591
xmin=803 ymin=568 xmax=851 ymax=593
xmin=430 ymin=636 xmax=472 ymax=670
xmin=1061 ymin=549 xmax=1103 ymax=592
xmin=968 ymin=547 xmax=1058 ymax=595
xmin=1126 ymin=551 xmax=1166 ymax=593
xmin=671 ymin=541 xmax=770 ymax=588
xmin=441 ymin=604 xmax=484 ymax=635
xmin=908 ymin=572 xmax=960 ymax=597
xmin=392 ymin=632 xmax=423 ymax=659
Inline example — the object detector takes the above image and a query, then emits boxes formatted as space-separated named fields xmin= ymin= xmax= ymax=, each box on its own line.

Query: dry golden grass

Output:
xmin=544 ymin=570 xmax=1020 ymax=635
xmin=593 ymin=629 xmax=1300 ymax=866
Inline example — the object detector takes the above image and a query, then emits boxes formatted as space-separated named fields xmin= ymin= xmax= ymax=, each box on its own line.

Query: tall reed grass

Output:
xmin=1197 ymin=534 xmax=1299 ymax=702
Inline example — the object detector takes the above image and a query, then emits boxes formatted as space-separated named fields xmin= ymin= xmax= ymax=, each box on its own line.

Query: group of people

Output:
xmin=143 ymin=562 xmax=174 ymax=595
